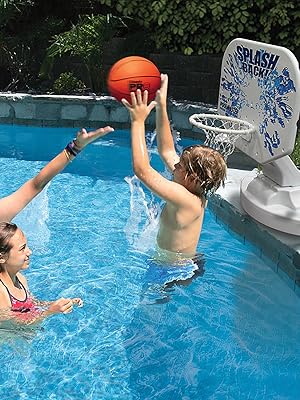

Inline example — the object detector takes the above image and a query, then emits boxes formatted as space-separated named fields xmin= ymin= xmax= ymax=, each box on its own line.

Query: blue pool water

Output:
xmin=0 ymin=124 xmax=299 ymax=400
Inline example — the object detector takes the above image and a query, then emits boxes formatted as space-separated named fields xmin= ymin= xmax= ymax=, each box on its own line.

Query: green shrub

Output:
xmin=97 ymin=0 xmax=300 ymax=54
xmin=291 ymin=130 xmax=300 ymax=168
xmin=0 ymin=0 xmax=34 ymax=28
xmin=0 ymin=10 xmax=66 ymax=92
xmin=41 ymin=14 xmax=124 ymax=92
xmin=52 ymin=72 xmax=86 ymax=95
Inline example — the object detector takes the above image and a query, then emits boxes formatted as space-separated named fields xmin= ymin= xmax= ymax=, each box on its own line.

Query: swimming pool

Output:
xmin=0 ymin=124 xmax=299 ymax=399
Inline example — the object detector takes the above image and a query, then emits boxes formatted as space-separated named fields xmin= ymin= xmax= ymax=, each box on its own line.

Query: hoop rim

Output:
xmin=189 ymin=113 xmax=256 ymax=136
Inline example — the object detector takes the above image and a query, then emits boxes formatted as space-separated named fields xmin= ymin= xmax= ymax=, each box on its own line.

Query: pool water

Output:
xmin=0 ymin=125 xmax=299 ymax=400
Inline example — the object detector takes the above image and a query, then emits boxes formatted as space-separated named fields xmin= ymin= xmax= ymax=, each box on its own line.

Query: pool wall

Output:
xmin=0 ymin=92 xmax=218 ymax=139
xmin=0 ymin=93 xmax=299 ymax=295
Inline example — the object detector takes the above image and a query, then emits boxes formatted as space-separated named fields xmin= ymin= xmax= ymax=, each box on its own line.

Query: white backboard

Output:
xmin=218 ymin=38 xmax=300 ymax=164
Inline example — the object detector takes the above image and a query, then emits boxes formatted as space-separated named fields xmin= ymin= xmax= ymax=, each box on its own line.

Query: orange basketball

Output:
xmin=107 ymin=56 xmax=161 ymax=103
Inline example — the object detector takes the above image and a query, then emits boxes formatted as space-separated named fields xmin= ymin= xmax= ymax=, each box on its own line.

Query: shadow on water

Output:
xmin=123 ymin=265 xmax=210 ymax=400
xmin=230 ymin=249 xmax=300 ymax=398
xmin=122 ymin=201 xmax=300 ymax=399
xmin=0 ymin=319 xmax=43 ymax=354
xmin=122 ymin=163 xmax=213 ymax=399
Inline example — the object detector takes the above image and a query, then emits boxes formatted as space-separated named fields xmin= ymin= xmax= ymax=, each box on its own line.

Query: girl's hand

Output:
xmin=74 ymin=126 xmax=114 ymax=149
xmin=48 ymin=298 xmax=74 ymax=314
xmin=72 ymin=298 xmax=84 ymax=308
xmin=122 ymin=89 xmax=156 ymax=123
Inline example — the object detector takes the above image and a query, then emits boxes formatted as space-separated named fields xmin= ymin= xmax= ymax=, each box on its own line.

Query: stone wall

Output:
xmin=0 ymin=93 xmax=213 ymax=131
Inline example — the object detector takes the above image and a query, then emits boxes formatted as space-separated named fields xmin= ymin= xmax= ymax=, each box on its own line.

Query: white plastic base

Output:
xmin=240 ymin=172 xmax=300 ymax=235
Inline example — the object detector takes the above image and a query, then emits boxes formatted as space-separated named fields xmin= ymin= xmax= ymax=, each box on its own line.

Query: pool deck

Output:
xmin=212 ymin=167 xmax=300 ymax=296
xmin=0 ymin=92 xmax=299 ymax=296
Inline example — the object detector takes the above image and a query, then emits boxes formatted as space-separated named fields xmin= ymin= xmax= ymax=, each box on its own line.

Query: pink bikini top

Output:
xmin=0 ymin=277 xmax=36 ymax=313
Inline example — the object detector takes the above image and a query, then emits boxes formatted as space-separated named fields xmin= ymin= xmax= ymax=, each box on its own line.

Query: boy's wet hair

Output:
xmin=180 ymin=145 xmax=227 ymax=197
xmin=0 ymin=222 xmax=18 ymax=271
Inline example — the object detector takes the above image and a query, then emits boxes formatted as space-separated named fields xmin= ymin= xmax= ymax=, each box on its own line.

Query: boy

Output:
xmin=122 ymin=74 xmax=226 ymax=261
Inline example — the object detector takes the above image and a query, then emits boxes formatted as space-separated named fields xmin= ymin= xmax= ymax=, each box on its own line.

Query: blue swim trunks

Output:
xmin=145 ymin=249 xmax=205 ymax=287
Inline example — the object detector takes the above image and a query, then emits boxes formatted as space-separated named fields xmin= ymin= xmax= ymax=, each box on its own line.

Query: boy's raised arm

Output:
xmin=122 ymin=90 xmax=194 ymax=208
xmin=155 ymin=74 xmax=180 ymax=172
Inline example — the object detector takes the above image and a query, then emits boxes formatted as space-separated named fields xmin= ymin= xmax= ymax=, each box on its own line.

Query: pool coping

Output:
xmin=0 ymin=92 xmax=299 ymax=296
xmin=212 ymin=170 xmax=300 ymax=296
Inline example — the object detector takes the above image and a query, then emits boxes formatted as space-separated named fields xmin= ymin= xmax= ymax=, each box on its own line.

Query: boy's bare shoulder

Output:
xmin=166 ymin=184 xmax=205 ymax=212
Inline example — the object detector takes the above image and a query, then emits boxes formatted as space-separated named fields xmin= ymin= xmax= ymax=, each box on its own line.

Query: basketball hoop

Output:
xmin=189 ymin=113 xmax=256 ymax=159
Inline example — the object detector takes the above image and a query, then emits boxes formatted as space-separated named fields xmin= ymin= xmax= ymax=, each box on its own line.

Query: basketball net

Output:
xmin=189 ymin=114 xmax=255 ymax=160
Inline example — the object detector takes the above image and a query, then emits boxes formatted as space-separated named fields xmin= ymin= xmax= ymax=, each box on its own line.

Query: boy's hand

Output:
xmin=74 ymin=126 xmax=114 ymax=149
xmin=122 ymin=89 xmax=156 ymax=123
xmin=155 ymin=73 xmax=168 ymax=109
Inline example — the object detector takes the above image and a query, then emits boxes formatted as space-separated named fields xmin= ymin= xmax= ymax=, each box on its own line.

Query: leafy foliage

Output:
xmin=0 ymin=0 xmax=34 ymax=28
xmin=41 ymin=14 xmax=125 ymax=91
xmin=2 ymin=20 xmax=65 ymax=91
xmin=0 ymin=0 xmax=66 ymax=92
xmin=52 ymin=72 xmax=86 ymax=95
xmin=97 ymin=0 xmax=300 ymax=54
xmin=291 ymin=130 xmax=300 ymax=168
xmin=0 ymin=0 xmax=36 ymax=77
xmin=0 ymin=0 xmax=299 ymax=94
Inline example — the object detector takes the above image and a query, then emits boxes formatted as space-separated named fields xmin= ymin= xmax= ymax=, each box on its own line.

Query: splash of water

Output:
xmin=14 ymin=186 xmax=50 ymax=254
xmin=124 ymin=129 xmax=179 ymax=252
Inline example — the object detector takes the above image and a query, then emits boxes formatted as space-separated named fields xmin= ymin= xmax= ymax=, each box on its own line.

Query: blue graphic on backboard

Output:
xmin=219 ymin=45 xmax=296 ymax=157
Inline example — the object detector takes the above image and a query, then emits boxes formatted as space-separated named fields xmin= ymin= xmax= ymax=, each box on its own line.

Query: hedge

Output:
xmin=98 ymin=0 xmax=300 ymax=55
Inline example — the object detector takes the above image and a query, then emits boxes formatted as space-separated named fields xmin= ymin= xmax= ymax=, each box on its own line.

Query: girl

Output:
xmin=0 ymin=221 xmax=82 ymax=324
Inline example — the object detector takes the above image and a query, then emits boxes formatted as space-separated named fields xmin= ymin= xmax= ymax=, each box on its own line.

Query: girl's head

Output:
xmin=0 ymin=222 xmax=31 ymax=273
xmin=177 ymin=145 xmax=227 ymax=197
